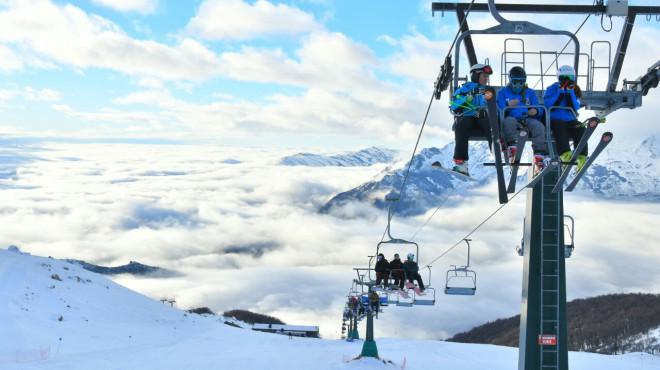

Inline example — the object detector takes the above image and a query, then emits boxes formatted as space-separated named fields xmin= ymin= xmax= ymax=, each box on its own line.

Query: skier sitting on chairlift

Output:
xmin=389 ymin=253 xmax=404 ymax=290
xmin=543 ymin=65 xmax=588 ymax=172
xmin=374 ymin=253 xmax=390 ymax=288
xmin=449 ymin=63 xmax=494 ymax=176
xmin=368 ymin=291 xmax=380 ymax=313
xmin=403 ymin=253 xmax=425 ymax=292
xmin=497 ymin=66 xmax=549 ymax=173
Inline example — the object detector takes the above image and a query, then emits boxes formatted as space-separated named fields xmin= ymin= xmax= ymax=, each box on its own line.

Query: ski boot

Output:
xmin=504 ymin=145 xmax=517 ymax=164
xmin=560 ymin=151 xmax=572 ymax=164
xmin=533 ymin=154 xmax=549 ymax=177
xmin=452 ymin=159 xmax=469 ymax=176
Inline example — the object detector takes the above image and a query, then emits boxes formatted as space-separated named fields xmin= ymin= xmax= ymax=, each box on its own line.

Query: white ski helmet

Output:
xmin=557 ymin=65 xmax=576 ymax=81
xmin=406 ymin=252 xmax=415 ymax=260
xmin=470 ymin=63 xmax=493 ymax=82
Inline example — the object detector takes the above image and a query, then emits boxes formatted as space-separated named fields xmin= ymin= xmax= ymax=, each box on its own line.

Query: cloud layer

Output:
xmin=2 ymin=142 xmax=659 ymax=339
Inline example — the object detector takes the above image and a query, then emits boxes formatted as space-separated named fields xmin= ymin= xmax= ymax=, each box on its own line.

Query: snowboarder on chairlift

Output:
xmin=497 ymin=66 xmax=549 ymax=172
xmin=543 ymin=65 xmax=588 ymax=172
xmin=448 ymin=63 xmax=494 ymax=176
xmin=389 ymin=253 xmax=404 ymax=289
xmin=403 ymin=253 xmax=425 ymax=292
xmin=375 ymin=253 xmax=390 ymax=288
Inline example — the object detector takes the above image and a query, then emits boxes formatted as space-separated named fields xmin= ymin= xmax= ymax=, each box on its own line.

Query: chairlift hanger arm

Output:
xmin=456 ymin=8 xmax=478 ymax=66
xmin=432 ymin=3 xmax=660 ymax=16
xmin=608 ymin=13 xmax=635 ymax=92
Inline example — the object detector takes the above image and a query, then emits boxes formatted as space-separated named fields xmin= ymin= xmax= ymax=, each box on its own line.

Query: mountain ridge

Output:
xmin=448 ymin=293 xmax=660 ymax=355
xmin=320 ymin=135 xmax=660 ymax=217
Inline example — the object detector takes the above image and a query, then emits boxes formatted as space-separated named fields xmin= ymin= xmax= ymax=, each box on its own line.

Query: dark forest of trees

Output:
xmin=223 ymin=309 xmax=285 ymax=325
xmin=448 ymin=293 xmax=660 ymax=354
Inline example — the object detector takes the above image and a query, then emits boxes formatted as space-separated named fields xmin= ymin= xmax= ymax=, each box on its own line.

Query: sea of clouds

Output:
xmin=1 ymin=141 xmax=659 ymax=340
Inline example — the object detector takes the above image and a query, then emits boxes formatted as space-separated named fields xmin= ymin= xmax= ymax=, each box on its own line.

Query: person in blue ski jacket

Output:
xmin=447 ymin=63 xmax=494 ymax=176
xmin=497 ymin=66 xmax=549 ymax=172
xmin=543 ymin=65 xmax=588 ymax=171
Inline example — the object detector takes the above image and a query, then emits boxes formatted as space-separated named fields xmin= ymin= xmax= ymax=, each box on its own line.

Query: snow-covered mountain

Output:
xmin=280 ymin=147 xmax=397 ymax=167
xmin=320 ymin=142 xmax=495 ymax=217
xmin=321 ymin=136 xmax=660 ymax=217
xmin=574 ymin=136 xmax=660 ymax=200
xmin=1 ymin=246 xmax=656 ymax=370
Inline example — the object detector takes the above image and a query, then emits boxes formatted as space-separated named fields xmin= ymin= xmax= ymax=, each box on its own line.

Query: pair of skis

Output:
xmin=551 ymin=117 xmax=613 ymax=192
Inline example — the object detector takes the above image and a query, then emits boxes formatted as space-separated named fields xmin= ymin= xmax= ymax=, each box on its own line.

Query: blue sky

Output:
xmin=0 ymin=0 xmax=659 ymax=148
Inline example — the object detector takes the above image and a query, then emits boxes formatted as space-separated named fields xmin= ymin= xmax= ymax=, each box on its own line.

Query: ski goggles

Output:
xmin=558 ymin=74 xmax=575 ymax=82
xmin=480 ymin=65 xmax=493 ymax=75
xmin=510 ymin=78 xmax=526 ymax=88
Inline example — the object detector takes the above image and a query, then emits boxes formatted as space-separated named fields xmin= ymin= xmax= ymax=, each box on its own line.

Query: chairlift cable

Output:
xmin=378 ymin=91 xmax=436 ymax=243
xmin=422 ymin=173 xmax=530 ymax=268
xmin=408 ymin=187 xmax=457 ymax=242
xmin=531 ymin=12 xmax=593 ymax=89
xmin=378 ymin=0 xmax=477 ymax=243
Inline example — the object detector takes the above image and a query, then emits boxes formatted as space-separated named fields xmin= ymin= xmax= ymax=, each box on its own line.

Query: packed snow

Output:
xmin=2 ymin=248 xmax=658 ymax=370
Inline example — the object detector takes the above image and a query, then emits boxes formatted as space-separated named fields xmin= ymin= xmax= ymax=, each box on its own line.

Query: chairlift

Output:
xmin=564 ymin=215 xmax=575 ymax=258
xmin=396 ymin=290 xmax=414 ymax=307
xmin=412 ymin=266 xmax=436 ymax=305
xmin=516 ymin=217 xmax=525 ymax=256
xmin=372 ymin=198 xmax=422 ymax=290
xmin=445 ymin=239 xmax=477 ymax=296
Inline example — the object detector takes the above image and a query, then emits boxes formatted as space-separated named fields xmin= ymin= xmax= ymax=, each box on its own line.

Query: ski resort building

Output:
xmin=252 ymin=324 xmax=320 ymax=338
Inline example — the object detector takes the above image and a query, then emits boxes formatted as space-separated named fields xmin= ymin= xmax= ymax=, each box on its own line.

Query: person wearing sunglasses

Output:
xmin=497 ymin=66 xmax=549 ymax=172
xmin=448 ymin=63 xmax=494 ymax=176
xmin=543 ymin=65 xmax=587 ymax=172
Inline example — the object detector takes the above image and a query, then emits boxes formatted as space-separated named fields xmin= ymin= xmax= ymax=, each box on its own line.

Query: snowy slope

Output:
xmin=2 ymin=247 xmax=659 ymax=370
xmin=280 ymin=147 xmax=397 ymax=167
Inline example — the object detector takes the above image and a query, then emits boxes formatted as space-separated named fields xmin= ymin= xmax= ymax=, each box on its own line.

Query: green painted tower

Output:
xmin=518 ymin=167 xmax=569 ymax=370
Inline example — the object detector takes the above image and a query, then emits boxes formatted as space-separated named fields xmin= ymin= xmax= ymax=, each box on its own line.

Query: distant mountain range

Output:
xmin=317 ymin=136 xmax=660 ymax=217
xmin=448 ymin=293 xmax=660 ymax=355
xmin=574 ymin=135 xmax=660 ymax=200
xmin=66 ymin=259 xmax=168 ymax=276
xmin=319 ymin=143 xmax=494 ymax=217
xmin=280 ymin=147 xmax=397 ymax=167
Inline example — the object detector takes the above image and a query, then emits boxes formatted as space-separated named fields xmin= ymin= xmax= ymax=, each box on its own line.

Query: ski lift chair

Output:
xmin=413 ymin=287 xmax=436 ymax=305
xmin=445 ymin=266 xmax=477 ymax=295
xmin=564 ymin=215 xmax=575 ymax=258
xmin=396 ymin=292 xmax=414 ymax=307
xmin=413 ymin=266 xmax=436 ymax=305
xmin=445 ymin=239 xmax=477 ymax=295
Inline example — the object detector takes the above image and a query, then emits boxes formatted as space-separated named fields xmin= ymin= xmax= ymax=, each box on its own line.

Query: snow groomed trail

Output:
xmin=1 ymin=248 xmax=659 ymax=370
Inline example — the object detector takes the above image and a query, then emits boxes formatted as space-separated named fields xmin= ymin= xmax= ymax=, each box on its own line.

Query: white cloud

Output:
xmin=0 ymin=44 xmax=23 ymax=71
xmin=91 ymin=0 xmax=157 ymax=14
xmin=0 ymin=0 xmax=222 ymax=80
xmin=2 ymin=142 xmax=660 ymax=339
xmin=0 ymin=86 xmax=61 ymax=109
xmin=382 ymin=32 xmax=450 ymax=81
xmin=186 ymin=0 xmax=322 ymax=40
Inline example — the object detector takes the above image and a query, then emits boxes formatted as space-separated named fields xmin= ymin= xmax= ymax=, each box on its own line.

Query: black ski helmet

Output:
xmin=508 ymin=66 xmax=527 ymax=83
xmin=470 ymin=63 xmax=493 ymax=83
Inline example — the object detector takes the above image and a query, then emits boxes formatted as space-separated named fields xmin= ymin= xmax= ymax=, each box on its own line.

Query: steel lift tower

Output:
xmin=430 ymin=1 xmax=660 ymax=369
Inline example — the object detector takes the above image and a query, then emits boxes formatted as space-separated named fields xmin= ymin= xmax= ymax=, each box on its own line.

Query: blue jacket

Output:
xmin=497 ymin=86 xmax=542 ymax=119
xmin=543 ymin=82 xmax=581 ymax=122
xmin=450 ymin=82 xmax=488 ymax=117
